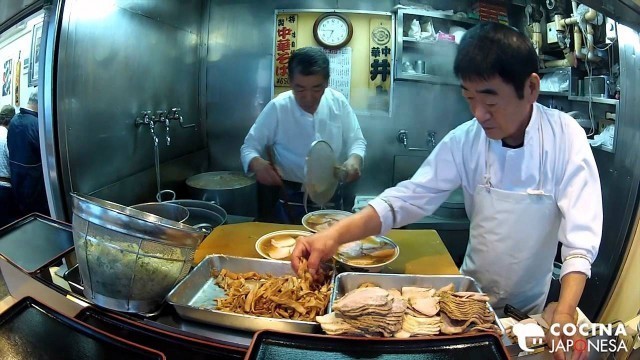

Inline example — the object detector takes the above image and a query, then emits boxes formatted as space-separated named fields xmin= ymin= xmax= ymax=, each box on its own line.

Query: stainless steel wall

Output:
xmin=55 ymin=0 xmax=208 ymax=214
xmin=206 ymin=0 xmax=472 ymax=200
xmin=586 ymin=24 xmax=640 ymax=320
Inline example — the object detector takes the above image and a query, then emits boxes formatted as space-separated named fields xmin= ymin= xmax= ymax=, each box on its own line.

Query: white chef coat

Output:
xmin=369 ymin=103 xmax=602 ymax=280
xmin=240 ymin=88 xmax=367 ymax=183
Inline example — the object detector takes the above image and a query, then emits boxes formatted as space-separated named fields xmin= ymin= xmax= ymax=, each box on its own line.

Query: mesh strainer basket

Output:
xmin=71 ymin=193 xmax=206 ymax=314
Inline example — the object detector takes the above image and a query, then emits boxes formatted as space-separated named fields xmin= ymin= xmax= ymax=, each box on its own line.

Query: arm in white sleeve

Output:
xmin=369 ymin=131 xmax=463 ymax=234
xmin=556 ymin=130 xmax=603 ymax=279
xmin=240 ymin=101 xmax=277 ymax=173
xmin=341 ymin=101 xmax=367 ymax=160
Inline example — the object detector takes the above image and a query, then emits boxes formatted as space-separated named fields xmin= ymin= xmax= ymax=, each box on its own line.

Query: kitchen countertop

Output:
xmin=195 ymin=222 xmax=460 ymax=275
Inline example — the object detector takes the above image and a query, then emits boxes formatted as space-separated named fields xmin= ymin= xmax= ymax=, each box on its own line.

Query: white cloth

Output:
xmin=0 ymin=126 xmax=10 ymax=188
xmin=240 ymin=88 xmax=367 ymax=183
xmin=370 ymin=102 xmax=602 ymax=282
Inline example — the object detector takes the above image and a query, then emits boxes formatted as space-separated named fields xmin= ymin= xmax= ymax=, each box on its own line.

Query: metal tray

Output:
xmin=76 ymin=306 xmax=246 ymax=359
xmin=0 ymin=214 xmax=74 ymax=274
xmin=167 ymin=255 xmax=332 ymax=334
xmin=329 ymin=272 xmax=505 ymax=334
xmin=245 ymin=330 xmax=510 ymax=360
xmin=0 ymin=297 xmax=166 ymax=360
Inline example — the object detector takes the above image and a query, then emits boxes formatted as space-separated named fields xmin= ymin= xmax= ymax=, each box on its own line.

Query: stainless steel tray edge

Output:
xmin=167 ymin=254 xmax=328 ymax=334
xmin=329 ymin=272 xmax=506 ymax=335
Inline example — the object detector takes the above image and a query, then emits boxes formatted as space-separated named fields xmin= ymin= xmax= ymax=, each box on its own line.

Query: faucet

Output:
xmin=167 ymin=108 xmax=195 ymax=128
xmin=427 ymin=131 xmax=437 ymax=149
xmin=397 ymin=130 xmax=408 ymax=149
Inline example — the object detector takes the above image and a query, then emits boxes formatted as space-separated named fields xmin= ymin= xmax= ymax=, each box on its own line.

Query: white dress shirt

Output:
xmin=0 ymin=126 xmax=10 ymax=187
xmin=241 ymin=88 xmax=367 ymax=183
xmin=369 ymin=103 xmax=602 ymax=280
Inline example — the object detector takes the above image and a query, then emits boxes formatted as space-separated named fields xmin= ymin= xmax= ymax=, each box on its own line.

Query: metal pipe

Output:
xmin=574 ymin=24 xmax=584 ymax=59
xmin=586 ymin=23 xmax=600 ymax=62
xmin=531 ymin=22 xmax=542 ymax=56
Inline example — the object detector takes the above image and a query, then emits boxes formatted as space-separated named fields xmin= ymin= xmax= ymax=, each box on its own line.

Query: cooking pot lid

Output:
xmin=304 ymin=140 xmax=339 ymax=206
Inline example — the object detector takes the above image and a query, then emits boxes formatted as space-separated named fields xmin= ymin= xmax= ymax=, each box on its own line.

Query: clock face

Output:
xmin=315 ymin=15 xmax=351 ymax=47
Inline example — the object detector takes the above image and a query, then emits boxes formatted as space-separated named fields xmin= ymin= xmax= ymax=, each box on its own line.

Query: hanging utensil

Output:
xmin=266 ymin=145 xmax=296 ymax=222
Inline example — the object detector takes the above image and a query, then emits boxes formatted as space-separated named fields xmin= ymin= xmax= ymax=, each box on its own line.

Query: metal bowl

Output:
xmin=333 ymin=236 xmax=399 ymax=273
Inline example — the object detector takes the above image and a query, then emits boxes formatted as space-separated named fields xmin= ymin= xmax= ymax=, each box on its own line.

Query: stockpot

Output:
xmin=185 ymin=171 xmax=257 ymax=217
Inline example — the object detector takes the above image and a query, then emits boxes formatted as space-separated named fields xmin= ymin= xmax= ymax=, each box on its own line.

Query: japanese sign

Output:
xmin=324 ymin=47 xmax=352 ymax=101
xmin=368 ymin=18 xmax=392 ymax=90
xmin=274 ymin=14 xmax=297 ymax=87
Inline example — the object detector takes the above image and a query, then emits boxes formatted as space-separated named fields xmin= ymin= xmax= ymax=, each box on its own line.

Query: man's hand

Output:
xmin=249 ymin=157 xmax=282 ymax=186
xmin=340 ymin=155 xmax=362 ymax=183
xmin=546 ymin=310 xmax=587 ymax=360
xmin=291 ymin=232 xmax=341 ymax=275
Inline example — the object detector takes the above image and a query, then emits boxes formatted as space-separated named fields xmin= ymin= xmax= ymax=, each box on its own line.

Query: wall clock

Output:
xmin=313 ymin=13 xmax=353 ymax=49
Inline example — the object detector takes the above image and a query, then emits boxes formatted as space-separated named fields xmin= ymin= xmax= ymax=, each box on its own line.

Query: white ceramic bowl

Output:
xmin=333 ymin=236 xmax=399 ymax=273
xmin=255 ymin=230 xmax=313 ymax=261
xmin=301 ymin=210 xmax=353 ymax=232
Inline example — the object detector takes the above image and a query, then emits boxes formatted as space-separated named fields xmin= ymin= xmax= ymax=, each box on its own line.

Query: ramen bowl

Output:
xmin=255 ymin=230 xmax=314 ymax=261
xmin=333 ymin=236 xmax=399 ymax=273
xmin=301 ymin=210 xmax=353 ymax=232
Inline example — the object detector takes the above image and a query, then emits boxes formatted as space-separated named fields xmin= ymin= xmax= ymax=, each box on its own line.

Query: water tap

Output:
xmin=397 ymin=130 xmax=408 ymax=149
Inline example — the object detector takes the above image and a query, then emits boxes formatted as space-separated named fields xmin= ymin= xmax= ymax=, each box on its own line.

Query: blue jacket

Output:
xmin=7 ymin=108 xmax=49 ymax=216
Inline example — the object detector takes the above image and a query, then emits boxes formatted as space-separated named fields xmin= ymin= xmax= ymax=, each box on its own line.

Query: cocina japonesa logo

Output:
xmin=513 ymin=322 xmax=629 ymax=353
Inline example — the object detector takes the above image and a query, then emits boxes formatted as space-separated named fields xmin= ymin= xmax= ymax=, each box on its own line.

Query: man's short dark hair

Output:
xmin=454 ymin=22 xmax=539 ymax=99
xmin=0 ymin=105 xmax=15 ymax=127
xmin=288 ymin=47 xmax=330 ymax=81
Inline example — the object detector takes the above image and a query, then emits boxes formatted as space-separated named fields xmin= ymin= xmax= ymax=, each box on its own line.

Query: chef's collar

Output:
xmin=501 ymin=103 xmax=539 ymax=149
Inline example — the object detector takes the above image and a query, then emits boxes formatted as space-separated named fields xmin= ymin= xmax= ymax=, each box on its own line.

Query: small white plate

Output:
xmin=255 ymin=230 xmax=314 ymax=261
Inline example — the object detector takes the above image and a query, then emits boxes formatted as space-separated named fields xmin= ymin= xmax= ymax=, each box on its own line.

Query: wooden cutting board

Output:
xmin=194 ymin=222 xmax=459 ymax=275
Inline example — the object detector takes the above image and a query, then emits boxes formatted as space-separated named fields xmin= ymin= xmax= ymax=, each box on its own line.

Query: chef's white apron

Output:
xmin=460 ymin=121 xmax=561 ymax=315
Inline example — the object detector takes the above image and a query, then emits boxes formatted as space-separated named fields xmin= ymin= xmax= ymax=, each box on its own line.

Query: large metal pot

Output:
xmin=163 ymin=199 xmax=227 ymax=235
xmin=165 ymin=199 xmax=227 ymax=225
xmin=185 ymin=171 xmax=257 ymax=217
xmin=131 ymin=202 xmax=189 ymax=223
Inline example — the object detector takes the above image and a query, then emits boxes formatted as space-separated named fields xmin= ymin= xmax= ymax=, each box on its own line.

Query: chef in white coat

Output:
xmin=292 ymin=23 xmax=600 ymax=360
xmin=241 ymin=47 xmax=367 ymax=223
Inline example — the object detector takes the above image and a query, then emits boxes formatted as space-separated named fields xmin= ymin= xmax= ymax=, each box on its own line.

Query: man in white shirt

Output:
xmin=241 ymin=47 xmax=366 ymax=223
xmin=293 ymin=23 xmax=601 ymax=360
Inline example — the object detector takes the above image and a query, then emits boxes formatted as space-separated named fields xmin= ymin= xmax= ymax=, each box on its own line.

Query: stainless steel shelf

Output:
xmin=568 ymin=96 xmax=619 ymax=105
xmin=592 ymin=144 xmax=615 ymax=153
xmin=395 ymin=73 xmax=460 ymax=86
xmin=402 ymin=10 xmax=480 ymax=25
xmin=539 ymin=67 xmax=571 ymax=74
xmin=539 ymin=92 xmax=619 ymax=106
xmin=540 ymin=91 xmax=569 ymax=96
